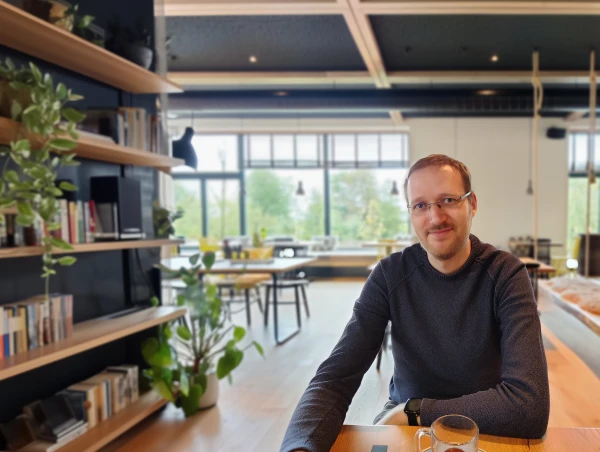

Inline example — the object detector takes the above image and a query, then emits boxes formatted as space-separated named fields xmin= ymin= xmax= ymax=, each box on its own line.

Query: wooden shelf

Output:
xmin=0 ymin=118 xmax=184 ymax=172
xmin=0 ymin=239 xmax=182 ymax=259
xmin=0 ymin=306 xmax=186 ymax=381
xmin=0 ymin=3 xmax=182 ymax=94
xmin=58 ymin=391 xmax=167 ymax=452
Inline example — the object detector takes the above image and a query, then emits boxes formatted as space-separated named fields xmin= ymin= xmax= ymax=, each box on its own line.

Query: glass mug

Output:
xmin=415 ymin=415 xmax=479 ymax=452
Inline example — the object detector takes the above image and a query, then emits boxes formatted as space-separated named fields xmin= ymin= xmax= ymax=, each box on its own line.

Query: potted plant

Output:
xmin=0 ymin=58 xmax=84 ymax=295
xmin=141 ymin=252 xmax=264 ymax=416
xmin=152 ymin=201 xmax=183 ymax=239
xmin=107 ymin=19 xmax=154 ymax=69
xmin=24 ymin=0 xmax=73 ymax=31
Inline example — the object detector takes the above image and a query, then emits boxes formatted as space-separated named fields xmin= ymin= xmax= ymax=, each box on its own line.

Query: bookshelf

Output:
xmin=0 ymin=306 xmax=186 ymax=382
xmin=0 ymin=2 xmax=183 ymax=94
xmin=0 ymin=239 xmax=183 ymax=259
xmin=0 ymin=118 xmax=184 ymax=173
xmin=57 ymin=391 xmax=167 ymax=452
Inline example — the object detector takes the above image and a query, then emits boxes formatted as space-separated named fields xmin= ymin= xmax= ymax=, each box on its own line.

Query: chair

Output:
xmin=263 ymin=278 xmax=310 ymax=328
xmin=215 ymin=274 xmax=269 ymax=326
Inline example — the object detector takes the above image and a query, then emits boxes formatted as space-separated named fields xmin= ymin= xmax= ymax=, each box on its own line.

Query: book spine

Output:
xmin=36 ymin=302 xmax=43 ymax=349
xmin=25 ymin=304 xmax=36 ymax=350
xmin=66 ymin=294 xmax=73 ymax=338
xmin=69 ymin=201 xmax=76 ymax=245
xmin=3 ymin=309 xmax=9 ymax=357
xmin=88 ymin=200 xmax=96 ymax=242
xmin=77 ymin=201 xmax=84 ymax=244
xmin=60 ymin=199 xmax=69 ymax=243
xmin=0 ymin=309 xmax=3 ymax=360
xmin=42 ymin=300 xmax=51 ymax=345
xmin=112 ymin=203 xmax=119 ymax=239
xmin=7 ymin=308 xmax=13 ymax=356
xmin=84 ymin=202 xmax=91 ymax=243
xmin=60 ymin=295 xmax=66 ymax=341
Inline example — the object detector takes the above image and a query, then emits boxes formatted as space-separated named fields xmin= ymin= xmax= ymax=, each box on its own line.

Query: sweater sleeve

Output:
xmin=280 ymin=264 xmax=391 ymax=452
xmin=420 ymin=264 xmax=550 ymax=438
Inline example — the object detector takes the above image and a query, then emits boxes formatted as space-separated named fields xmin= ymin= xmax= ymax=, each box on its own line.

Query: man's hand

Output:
xmin=375 ymin=402 xmax=412 ymax=426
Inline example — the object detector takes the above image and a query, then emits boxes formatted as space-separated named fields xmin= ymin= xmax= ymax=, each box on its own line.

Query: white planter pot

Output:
xmin=198 ymin=372 xmax=219 ymax=409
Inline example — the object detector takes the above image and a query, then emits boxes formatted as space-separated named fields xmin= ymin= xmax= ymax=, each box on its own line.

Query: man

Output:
xmin=281 ymin=154 xmax=550 ymax=452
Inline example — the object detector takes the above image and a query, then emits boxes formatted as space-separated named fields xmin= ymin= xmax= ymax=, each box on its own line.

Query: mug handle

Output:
xmin=414 ymin=427 xmax=431 ymax=452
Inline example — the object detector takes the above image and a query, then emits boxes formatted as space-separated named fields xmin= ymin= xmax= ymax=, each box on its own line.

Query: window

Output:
xmin=328 ymin=133 xmax=409 ymax=168
xmin=569 ymin=133 xmax=600 ymax=174
xmin=245 ymin=134 xmax=322 ymax=168
xmin=330 ymin=169 xmax=409 ymax=247
xmin=173 ymin=135 xmax=238 ymax=173
xmin=207 ymin=180 xmax=241 ymax=240
xmin=173 ymin=180 xmax=203 ymax=242
xmin=245 ymin=169 xmax=324 ymax=240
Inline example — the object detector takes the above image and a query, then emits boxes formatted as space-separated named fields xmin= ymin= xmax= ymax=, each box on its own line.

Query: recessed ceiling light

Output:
xmin=274 ymin=91 xmax=288 ymax=97
xmin=249 ymin=55 xmax=258 ymax=63
xmin=490 ymin=54 xmax=499 ymax=63
xmin=477 ymin=89 xmax=497 ymax=96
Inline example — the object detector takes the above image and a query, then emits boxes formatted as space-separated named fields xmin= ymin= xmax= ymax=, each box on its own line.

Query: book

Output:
xmin=4 ymin=308 xmax=10 ymax=357
xmin=37 ymin=394 xmax=81 ymax=440
xmin=68 ymin=201 xmax=77 ymax=245
xmin=65 ymin=383 xmax=97 ymax=428
xmin=106 ymin=365 xmax=139 ymax=403
xmin=77 ymin=200 xmax=84 ymax=245
xmin=88 ymin=200 xmax=96 ymax=242
xmin=82 ymin=374 xmax=111 ymax=420
xmin=59 ymin=199 xmax=69 ymax=244
xmin=104 ymin=368 xmax=129 ymax=410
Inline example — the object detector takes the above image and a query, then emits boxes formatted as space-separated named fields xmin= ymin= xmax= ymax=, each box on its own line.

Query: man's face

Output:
xmin=407 ymin=165 xmax=477 ymax=261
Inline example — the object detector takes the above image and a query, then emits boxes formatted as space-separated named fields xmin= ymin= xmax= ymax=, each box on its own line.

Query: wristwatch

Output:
xmin=404 ymin=398 xmax=423 ymax=426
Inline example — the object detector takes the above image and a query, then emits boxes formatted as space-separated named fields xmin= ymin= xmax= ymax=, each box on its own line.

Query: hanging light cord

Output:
xmin=585 ymin=50 xmax=597 ymax=278
xmin=531 ymin=51 xmax=543 ymax=261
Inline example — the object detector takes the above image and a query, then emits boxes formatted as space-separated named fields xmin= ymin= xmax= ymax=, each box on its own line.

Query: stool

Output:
xmin=216 ymin=274 xmax=269 ymax=326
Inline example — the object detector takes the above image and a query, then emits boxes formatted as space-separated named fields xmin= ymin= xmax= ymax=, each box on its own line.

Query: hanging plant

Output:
xmin=0 ymin=58 xmax=85 ymax=296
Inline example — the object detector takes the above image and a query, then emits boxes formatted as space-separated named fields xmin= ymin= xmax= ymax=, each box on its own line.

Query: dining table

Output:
xmin=162 ymin=256 xmax=317 ymax=345
xmin=331 ymin=425 xmax=600 ymax=451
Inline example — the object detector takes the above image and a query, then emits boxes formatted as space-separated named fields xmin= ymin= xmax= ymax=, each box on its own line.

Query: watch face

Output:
xmin=405 ymin=398 xmax=422 ymax=413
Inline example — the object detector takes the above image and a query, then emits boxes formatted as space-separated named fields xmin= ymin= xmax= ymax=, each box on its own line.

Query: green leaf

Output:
xmin=61 ymin=108 xmax=86 ymax=123
xmin=17 ymin=202 xmax=34 ymax=217
xmin=151 ymin=343 xmax=173 ymax=367
xmin=0 ymin=179 xmax=4 ymax=195
xmin=5 ymin=58 xmax=15 ymax=71
xmin=49 ymin=138 xmax=77 ymax=151
xmin=189 ymin=253 xmax=200 ymax=266
xmin=9 ymin=81 xmax=30 ymax=91
xmin=43 ymin=73 xmax=53 ymax=88
xmin=29 ymin=63 xmax=42 ymax=83
xmin=176 ymin=294 xmax=186 ymax=306
xmin=180 ymin=372 xmax=190 ymax=397
xmin=58 ymin=256 xmax=76 ymax=266
xmin=233 ymin=326 xmax=245 ymax=343
xmin=10 ymin=101 xmax=22 ymax=119
xmin=216 ymin=348 xmax=244 ymax=379
xmin=153 ymin=380 xmax=175 ymax=403
xmin=68 ymin=94 xmax=84 ymax=101
xmin=202 ymin=252 xmax=216 ymax=270
xmin=142 ymin=337 xmax=159 ymax=365
xmin=150 ymin=296 xmax=159 ymax=307
xmin=253 ymin=341 xmax=265 ymax=357
xmin=4 ymin=170 xmax=19 ymax=184
xmin=16 ymin=214 xmax=33 ymax=227
xmin=59 ymin=181 xmax=78 ymax=192
xmin=163 ymin=324 xmax=172 ymax=339
xmin=11 ymin=139 xmax=29 ymax=153
xmin=56 ymin=83 xmax=67 ymax=100
xmin=177 ymin=325 xmax=192 ymax=341
xmin=181 ymin=384 xmax=204 ymax=417
xmin=50 ymin=237 xmax=73 ymax=250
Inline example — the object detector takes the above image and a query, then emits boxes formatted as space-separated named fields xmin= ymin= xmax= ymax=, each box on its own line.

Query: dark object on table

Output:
xmin=223 ymin=239 xmax=232 ymax=259
xmin=38 ymin=394 xmax=80 ymax=441
xmin=371 ymin=446 xmax=388 ymax=452
xmin=106 ymin=19 xmax=154 ymax=69
xmin=172 ymin=127 xmax=197 ymax=169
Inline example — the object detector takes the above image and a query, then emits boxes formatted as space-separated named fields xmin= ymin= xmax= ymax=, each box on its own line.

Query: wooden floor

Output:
xmin=102 ymin=280 xmax=600 ymax=452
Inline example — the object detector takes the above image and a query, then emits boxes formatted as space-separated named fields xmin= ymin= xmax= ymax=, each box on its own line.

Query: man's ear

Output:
xmin=470 ymin=192 xmax=478 ymax=217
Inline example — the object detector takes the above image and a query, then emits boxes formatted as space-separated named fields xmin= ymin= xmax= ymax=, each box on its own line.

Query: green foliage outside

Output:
xmin=567 ymin=177 xmax=599 ymax=255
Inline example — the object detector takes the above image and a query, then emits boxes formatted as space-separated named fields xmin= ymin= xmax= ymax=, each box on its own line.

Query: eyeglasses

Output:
xmin=407 ymin=192 xmax=472 ymax=216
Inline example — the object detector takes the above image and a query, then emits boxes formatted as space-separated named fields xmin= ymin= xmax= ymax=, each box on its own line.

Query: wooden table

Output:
xmin=362 ymin=240 xmax=413 ymax=256
xmin=162 ymin=257 xmax=316 ymax=345
xmin=331 ymin=425 xmax=600 ymax=451
xmin=519 ymin=257 xmax=557 ymax=275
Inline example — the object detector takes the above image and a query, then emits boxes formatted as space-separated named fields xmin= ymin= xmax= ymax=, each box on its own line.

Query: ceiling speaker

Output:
xmin=546 ymin=127 xmax=567 ymax=140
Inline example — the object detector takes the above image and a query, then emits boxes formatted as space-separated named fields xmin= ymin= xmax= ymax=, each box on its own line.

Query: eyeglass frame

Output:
xmin=407 ymin=191 xmax=472 ymax=214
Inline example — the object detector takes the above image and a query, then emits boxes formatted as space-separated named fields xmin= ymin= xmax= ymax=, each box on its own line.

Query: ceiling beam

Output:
xmin=389 ymin=111 xmax=403 ymax=124
xmin=167 ymin=70 xmax=600 ymax=88
xmin=565 ymin=110 xmax=588 ymax=122
xmin=167 ymin=71 xmax=374 ymax=86
xmin=160 ymin=0 xmax=344 ymax=16
xmin=357 ymin=1 xmax=600 ymax=15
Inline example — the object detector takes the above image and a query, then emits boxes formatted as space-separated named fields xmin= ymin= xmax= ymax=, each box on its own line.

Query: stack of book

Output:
xmin=0 ymin=294 xmax=73 ymax=359
xmin=79 ymin=108 xmax=166 ymax=153
xmin=0 ymin=365 xmax=139 ymax=451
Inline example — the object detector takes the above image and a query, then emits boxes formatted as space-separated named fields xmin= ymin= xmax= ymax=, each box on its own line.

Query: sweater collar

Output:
xmin=418 ymin=234 xmax=482 ymax=279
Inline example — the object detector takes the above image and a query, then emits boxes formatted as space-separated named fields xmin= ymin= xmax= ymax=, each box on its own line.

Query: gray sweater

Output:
xmin=281 ymin=235 xmax=550 ymax=452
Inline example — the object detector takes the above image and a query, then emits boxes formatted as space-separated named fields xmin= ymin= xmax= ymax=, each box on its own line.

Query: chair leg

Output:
xmin=255 ymin=286 xmax=263 ymax=313
xmin=376 ymin=346 xmax=383 ymax=371
xmin=300 ymin=284 xmax=310 ymax=318
xmin=244 ymin=289 xmax=251 ymax=327
xmin=264 ymin=286 xmax=271 ymax=327
xmin=294 ymin=285 xmax=302 ymax=328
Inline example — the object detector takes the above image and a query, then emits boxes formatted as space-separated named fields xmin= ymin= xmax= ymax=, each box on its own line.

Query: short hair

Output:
xmin=404 ymin=154 xmax=472 ymax=204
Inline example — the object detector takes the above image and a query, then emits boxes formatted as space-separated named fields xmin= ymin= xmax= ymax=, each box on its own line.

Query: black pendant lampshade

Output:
xmin=391 ymin=181 xmax=400 ymax=196
xmin=172 ymin=127 xmax=197 ymax=169
xmin=296 ymin=181 xmax=305 ymax=196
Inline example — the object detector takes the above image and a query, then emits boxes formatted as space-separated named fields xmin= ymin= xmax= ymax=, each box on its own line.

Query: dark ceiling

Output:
xmin=372 ymin=15 xmax=600 ymax=71
xmin=166 ymin=16 xmax=366 ymax=71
